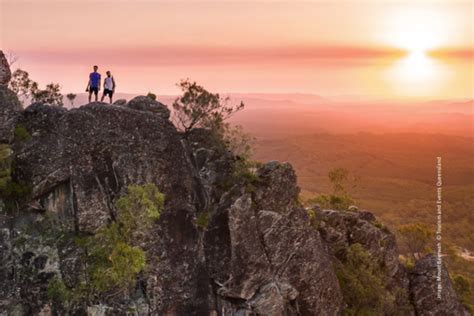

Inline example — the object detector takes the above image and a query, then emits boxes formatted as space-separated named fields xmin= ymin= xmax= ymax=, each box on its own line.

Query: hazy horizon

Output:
xmin=1 ymin=0 xmax=473 ymax=99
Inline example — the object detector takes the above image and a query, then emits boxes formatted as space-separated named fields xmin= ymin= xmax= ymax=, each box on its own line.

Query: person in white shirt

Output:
xmin=101 ymin=71 xmax=116 ymax=104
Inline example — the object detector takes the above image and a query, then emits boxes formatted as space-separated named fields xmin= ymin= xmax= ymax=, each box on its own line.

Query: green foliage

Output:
xmin=308 ymin=193 xmax=354 ymax=211
xmin=0 ymin=145 xmax=31 ymax=205
xmin=32 ymin=82 xmax=63 ymax=106
xmin=399 ymin=255 xmax=415 ymax=271
xmin=147 ymin=92 xmax=157 ymax=100
xmin=372 ymin=220 xmax=390 ymax=233
xmin=232 ymin=159 xmax=262 ymax=193
xmin=14 ymin=124 xmax=31 ymax=142
xmin=172 ymin=81 xmax=253 ymax=176
xmin=0 ymin=145 xmax=12 ymax=193
xmin=8 ymin=69 xmax=63 ymax=106
xmin=1 ymin=181 xmax=31 ymax=201
xmin=47 ymin=276 xmax=72 ymax=305
xmin=307 ymin=168 xmax=356 ymax=211
xmin=336 ymin=243 xmax=395 ymax=315
xmin=84 ymin=230 xmax=146 ymax=293
xmin=453 ymin=274 xmax=473 ymax=312
xmin=80 ymin=184 xmax=163 ymax=295
xmin=196 ymin=211 xmax=209 ymax=229
xmin=115 ymin=183 xmax=164 ymax=241
xmin=8 ymin=69 xmax=37 ymax=105
xmin=47 ymin=184 xmax=165 ymax=302
xmin=223 ymin=124 xmax=255 ymax=160
xmin=454 ymin=274 xmax=471 ymax=298
xmin=172 ymin=79 xmax=244 ymax=134
xmin=307 ymin=208 xmax=321 ymax=228
xmin=444 ymin=245 xmax=474 ymax=311
xmin=398 ymin=223 xmax=432 ymax=260
xmin=329 ymin=167 xmax=349 ymax=195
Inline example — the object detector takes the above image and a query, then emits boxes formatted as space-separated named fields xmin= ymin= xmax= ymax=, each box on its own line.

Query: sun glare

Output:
xmin=381 ymin=7 xmax=453 ymax=96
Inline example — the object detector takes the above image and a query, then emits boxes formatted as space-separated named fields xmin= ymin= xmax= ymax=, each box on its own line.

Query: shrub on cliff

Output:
xmin=8 ymin=69 xmax=36 ymax=105
xmin=48 ymin=184 xmax=164 ymax=306
xmin=308 ymin=168 xmax=356 ymax=211
xmin=0 ymin=144 xmax=31 ymax=207
xmin=453 ymin=274 xmax=473 ymax=312
xmin=8 ymin=68 xmax=63 ymax=106
xmin=32 ymin=82 xmax=63 ymax=106
xmin=172 ymin=79 xmax=244 ymax=135
xmin=147 ymin=92 xmax=157 ymax=100
xmin=80 ymin=184 xmax=164 ymax=294
xmin=172 ymin=80 xmax=254 ymax=163
xmin=336 ymin=243 xmax=395 ymax=315
xmin=398 ymin=223 xmax=432 ymax=260
xmin=0 ymin=145 xmax=11 ymax=188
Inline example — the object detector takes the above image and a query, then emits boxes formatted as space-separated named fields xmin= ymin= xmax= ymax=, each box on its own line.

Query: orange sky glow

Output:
xmin=1 ymin=0 xmax=473 ymax=99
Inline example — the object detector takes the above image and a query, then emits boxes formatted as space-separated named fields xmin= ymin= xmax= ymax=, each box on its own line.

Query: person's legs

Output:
xmin=109 ymin=91 xmax=113 ymax=104
xmin=88 ymin=91 xmax=92 ymax=103
xmin=94 ymin=89 xmax=98 ymax=102
xmin=101 ymin=91 xmax=106 ymax=102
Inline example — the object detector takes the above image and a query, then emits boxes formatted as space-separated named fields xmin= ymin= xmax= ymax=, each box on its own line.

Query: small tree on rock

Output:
xmin=32 ymin=83 xmax=63 ymax=106
xmin=147 ymin=92 xmax=157 ymax=100
xmin=398 ymin=223 xmax=432 ymax=260
xmin=308 ymin=167 xmax=355 ymax=211
xmin=223 ymin=124 xmax=255 ymax=159
xmin=172 ymin=79 xmax=244 ymax=135
xmin=8 ymin=69 xmax=38 ymax=105
xmin=66 ymin=93 xmax=77 ymax=106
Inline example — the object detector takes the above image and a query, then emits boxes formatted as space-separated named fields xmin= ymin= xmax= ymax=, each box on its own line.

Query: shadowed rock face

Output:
xmin=317 ymin=209 xmax=414 ymax=314
xmin=2 ymin=100 xmax=208 ymax=314
xmin=410 ymin=254 xmax=470 ymax=316
xmin=0 ymin=51 xmax=11 ymax=86
xmin=205 ymin=162 xmax=343 ymax=315
xmin=0 ymin=86 xmax=22 ymax=143
xmin=318 ymin=209 xmax=399 ymax=277
xmin=16 ymin=102 xmax=192 ymax=233
xmin=0 ymin=85 xmax=469 ymax=315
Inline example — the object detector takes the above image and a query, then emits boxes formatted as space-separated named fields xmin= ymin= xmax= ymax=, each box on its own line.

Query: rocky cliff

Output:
xmin=0 ymin=52 xmax=469 ymax=315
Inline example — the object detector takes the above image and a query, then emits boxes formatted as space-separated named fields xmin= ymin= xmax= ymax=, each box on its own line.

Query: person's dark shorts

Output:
xmin=103 ymin=89 xmax=114 ymax=97
xmin=89 ymin=87 xmax=99 ymax=95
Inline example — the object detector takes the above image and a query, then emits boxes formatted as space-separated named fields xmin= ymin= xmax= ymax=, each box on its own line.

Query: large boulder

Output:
xmin=205 ymin=162 xmax=344 ymax=315
xmin=0 ymin=86 xmax=22 ymax=143
xmin=317 ymin=209 xmax=414 ymax=314
xmin=410 ymin=254 xmax=470 ymax=315
xmin=0 ymin=51 xmax=11 ymax=85
xmin=16 ymin=102 xmax=193 ymax=233
xmin=5 ymin=101 xmax=208 ymax=314
xmin=317 ymin=209 xmax=399 ymax=276
xmin=126 ymin=95 xmax=170 ymax=119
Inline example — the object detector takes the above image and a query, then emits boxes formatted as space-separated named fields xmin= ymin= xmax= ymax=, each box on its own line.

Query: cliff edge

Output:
xmin=0 ymin=52 xmax=469 ymax=315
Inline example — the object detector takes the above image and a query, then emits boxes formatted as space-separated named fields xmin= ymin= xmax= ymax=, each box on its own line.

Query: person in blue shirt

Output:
xmin=86 ymin=65 xmax=101 ymax=103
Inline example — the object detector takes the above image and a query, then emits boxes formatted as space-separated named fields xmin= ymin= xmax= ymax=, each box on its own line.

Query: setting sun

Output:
xmin=1 ymin=0 xmax=472 ymax=99
xmin=383 ymin=5 xmax=452 ymax=53
xmin=379 ymin=6 xmax=458 ymax=96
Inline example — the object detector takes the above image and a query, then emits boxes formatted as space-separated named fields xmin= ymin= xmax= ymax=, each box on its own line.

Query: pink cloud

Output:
xmin=16 ymin=45 xmax=408 ymax=68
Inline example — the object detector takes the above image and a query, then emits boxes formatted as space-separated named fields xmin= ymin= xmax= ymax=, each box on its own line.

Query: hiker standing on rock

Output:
xmin=101 ymin=71 xmax=116 ymax=104
xmin=86 ymin=65 xmax=101 ymax=103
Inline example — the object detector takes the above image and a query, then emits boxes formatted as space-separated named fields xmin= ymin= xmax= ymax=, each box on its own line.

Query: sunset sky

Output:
xmin=1 ymin=0 xmax=473 ymax=99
